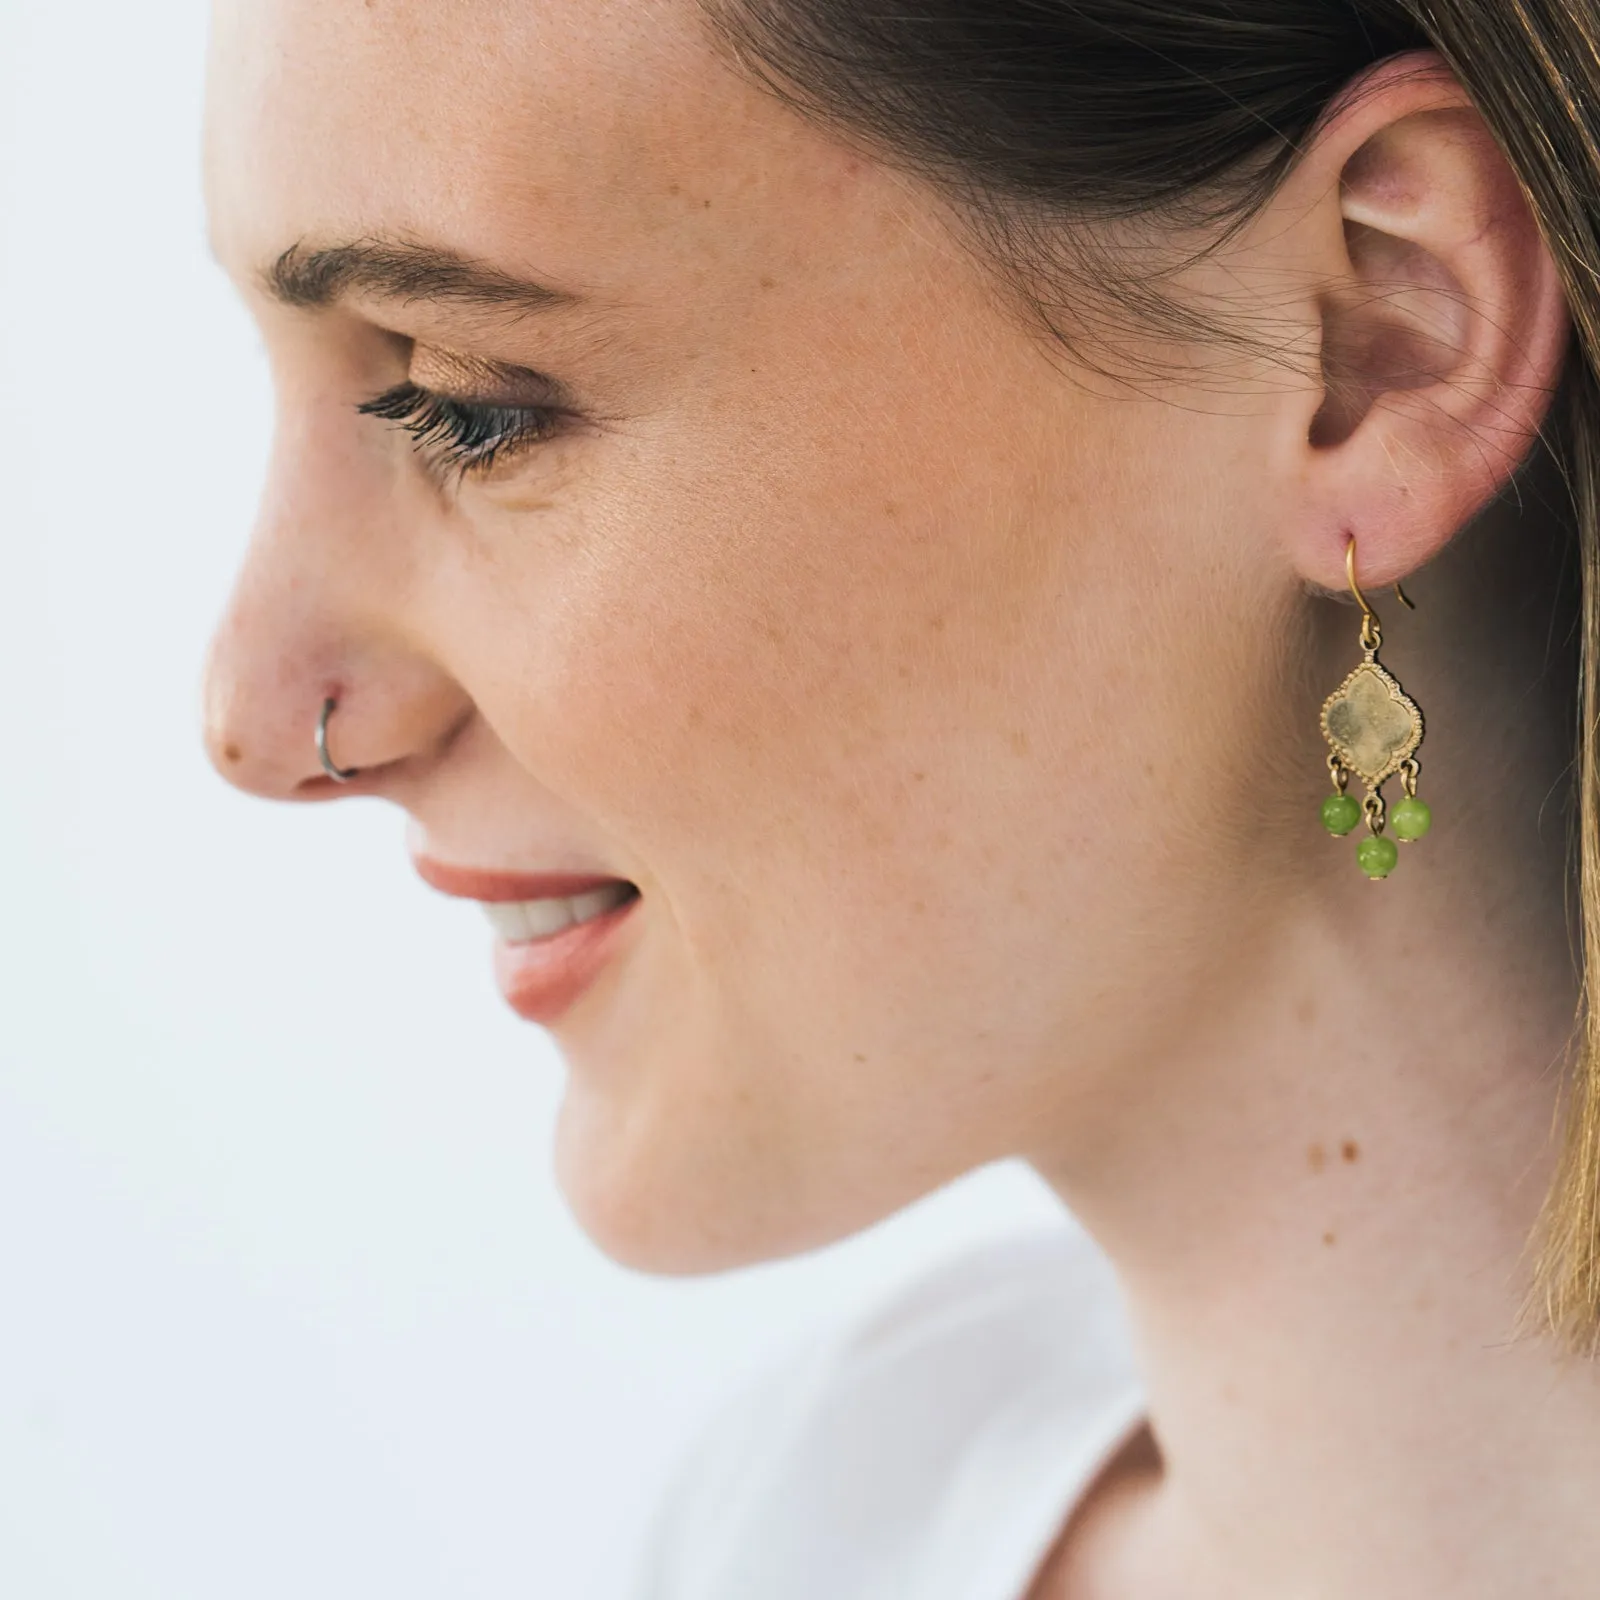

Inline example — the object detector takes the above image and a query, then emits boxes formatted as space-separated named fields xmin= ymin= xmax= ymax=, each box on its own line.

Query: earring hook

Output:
xmin=1344 ymin=535 xmax=1416 ymax=616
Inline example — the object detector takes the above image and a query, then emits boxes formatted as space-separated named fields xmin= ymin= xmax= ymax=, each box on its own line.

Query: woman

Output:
xmin=199 ymin=0 xmax=1600 ymax=1593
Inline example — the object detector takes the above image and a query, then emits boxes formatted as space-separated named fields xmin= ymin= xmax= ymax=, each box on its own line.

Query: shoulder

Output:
xmin=624 ymin=1221 xmax=1142 ymax=1600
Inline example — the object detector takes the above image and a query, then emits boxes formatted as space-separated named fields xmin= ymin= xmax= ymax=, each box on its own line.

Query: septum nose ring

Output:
xmin=316 ymin=697 xmax=361 ymax=783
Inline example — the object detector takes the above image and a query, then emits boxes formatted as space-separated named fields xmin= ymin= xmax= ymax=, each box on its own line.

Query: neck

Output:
xmin=1031 ymin=473 xmax=1600 ymax=1596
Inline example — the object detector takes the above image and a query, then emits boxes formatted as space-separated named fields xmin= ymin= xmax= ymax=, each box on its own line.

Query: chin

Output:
xmin=551 ymin=1074 xmax=865 ymax=1277
xmin=553 ymin=1081 xmax=766 ymax=1275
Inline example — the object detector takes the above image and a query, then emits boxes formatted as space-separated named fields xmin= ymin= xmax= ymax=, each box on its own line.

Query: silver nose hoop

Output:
xmin=316 ymin=697 xmax=361 ymax=783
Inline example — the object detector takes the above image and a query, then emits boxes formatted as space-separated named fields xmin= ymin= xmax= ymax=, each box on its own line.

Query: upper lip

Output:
xmin=412 ymin=855 xmax=633 ymax=904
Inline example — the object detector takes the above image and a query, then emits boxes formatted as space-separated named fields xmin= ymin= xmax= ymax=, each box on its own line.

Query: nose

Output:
xmin=202 ymin=615 xmax=472 ymax=800
xmin=201 ymin=410 xmax=473 ymax=802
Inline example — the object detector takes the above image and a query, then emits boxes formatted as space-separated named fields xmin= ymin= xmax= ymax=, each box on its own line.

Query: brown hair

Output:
xmin=704 ymin=0 xmax=1600 ymax=1350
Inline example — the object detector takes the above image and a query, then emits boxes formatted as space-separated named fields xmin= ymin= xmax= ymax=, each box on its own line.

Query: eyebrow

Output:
xmin=261 ymin=237 xmax=578 ymax=317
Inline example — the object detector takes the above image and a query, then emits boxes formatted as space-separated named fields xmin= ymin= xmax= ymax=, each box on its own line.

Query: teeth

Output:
xmin=571 ymin=884 xmax=629 ymax=923
xmin=481 ymin=882 xmax=634 ymax=944
xmin=484 ymin=899 xmax=577 ymax=942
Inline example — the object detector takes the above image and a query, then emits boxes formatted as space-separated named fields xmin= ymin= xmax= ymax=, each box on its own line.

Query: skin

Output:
xmin=202 ymin=2 xmax=1600 ymax=1594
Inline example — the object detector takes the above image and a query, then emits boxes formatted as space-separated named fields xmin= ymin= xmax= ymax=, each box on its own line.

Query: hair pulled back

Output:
xmin=704 ymin=0 xmax=1600 ymax=1352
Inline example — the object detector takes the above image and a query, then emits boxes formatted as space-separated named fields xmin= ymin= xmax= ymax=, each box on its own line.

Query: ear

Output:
xmin=1273 ymin=52 xmax=1570 ymax=592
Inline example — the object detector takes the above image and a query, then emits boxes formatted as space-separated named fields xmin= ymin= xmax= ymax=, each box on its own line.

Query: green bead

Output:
xmin=1390 ymin=796 xmax=1432 ymax=842
xmin=1357 ymin=834 xmax=1399 ymax=879
xmin=1321 ymin=793 xmax=1361 ymax=836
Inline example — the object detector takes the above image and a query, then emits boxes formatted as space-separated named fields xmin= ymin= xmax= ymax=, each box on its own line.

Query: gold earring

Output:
xmin=1319 ymin=537 xmax=1431 ymax=878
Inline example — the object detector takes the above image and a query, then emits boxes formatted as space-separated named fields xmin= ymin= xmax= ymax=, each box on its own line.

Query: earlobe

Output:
xmin=1293 ymin=63 xmax=1571 ymax=591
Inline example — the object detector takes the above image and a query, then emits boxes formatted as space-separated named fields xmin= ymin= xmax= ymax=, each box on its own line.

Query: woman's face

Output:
xmin=203 ymin=0 xmax=1300 ymax=1269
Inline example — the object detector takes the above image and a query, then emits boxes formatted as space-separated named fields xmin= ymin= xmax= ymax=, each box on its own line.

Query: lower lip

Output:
xmin=491 ymin=892 xmax=640 ymax=1025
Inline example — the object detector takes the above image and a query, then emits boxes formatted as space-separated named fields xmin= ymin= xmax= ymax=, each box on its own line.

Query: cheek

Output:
xmin=471 ymin=509 xmax=1120 ymax=1263
xmin=445 ymin=491 xmax=1060 ymax=1263
xmin=434 ymin=313 xmax=1277 ymax=1271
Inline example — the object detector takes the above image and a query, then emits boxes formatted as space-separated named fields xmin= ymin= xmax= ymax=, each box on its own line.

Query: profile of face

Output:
xmin=202 ymin=0 xmax=1567 ymax=1272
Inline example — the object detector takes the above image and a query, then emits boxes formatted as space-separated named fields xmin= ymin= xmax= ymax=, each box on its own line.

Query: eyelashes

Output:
xmin=357 ymin=381 xmax=569 ymax=478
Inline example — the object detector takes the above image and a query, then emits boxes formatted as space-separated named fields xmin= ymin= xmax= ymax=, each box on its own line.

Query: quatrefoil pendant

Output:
xmin=1321 ymin=660 xmax=1424 ymax=788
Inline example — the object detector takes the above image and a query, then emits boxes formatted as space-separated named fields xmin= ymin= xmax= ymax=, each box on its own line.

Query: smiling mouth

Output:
xmin=409 ymin=854 xmax=644 ymax=1024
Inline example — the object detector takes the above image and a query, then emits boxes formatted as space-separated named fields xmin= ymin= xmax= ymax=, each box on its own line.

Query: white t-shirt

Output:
xmin=624 ymin=1221 xmax=1148 ymax=1600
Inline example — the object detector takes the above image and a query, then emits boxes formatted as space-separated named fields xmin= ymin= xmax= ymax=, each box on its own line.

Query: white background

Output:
xmin=0 ymin=3 xmax=1068 ymax=1595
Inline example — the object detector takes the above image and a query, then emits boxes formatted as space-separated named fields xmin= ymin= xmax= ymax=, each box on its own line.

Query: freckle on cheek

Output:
xmin=223 ymin=744 xmax=243 ymax=764
xmin=1341 ymin=1140 xmax=1360 ymax=1163
xmin=1323 ymin=1231 xmax=1337 ymax=1247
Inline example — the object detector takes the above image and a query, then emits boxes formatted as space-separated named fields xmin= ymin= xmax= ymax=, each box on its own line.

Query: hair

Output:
xmin=702 ymin=0 xmax=1600 ymax=1352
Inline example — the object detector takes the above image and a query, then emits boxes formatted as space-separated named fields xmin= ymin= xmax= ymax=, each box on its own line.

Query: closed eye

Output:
xmin=357 ymin=381 xmax=570 ymax=478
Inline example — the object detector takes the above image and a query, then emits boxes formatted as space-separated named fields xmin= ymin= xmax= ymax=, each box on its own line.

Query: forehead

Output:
xmin=204 ymin=0 xmax=806 ymax=292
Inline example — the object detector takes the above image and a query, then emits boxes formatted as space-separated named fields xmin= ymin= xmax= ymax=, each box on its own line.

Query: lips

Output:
xmin=491 ymin=891 xmax=640 ymax=1025
xmin=411 ymin=855 xmax=633 ymax=904
xmin=411 ymin=854 xmax=641 ymax=1025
